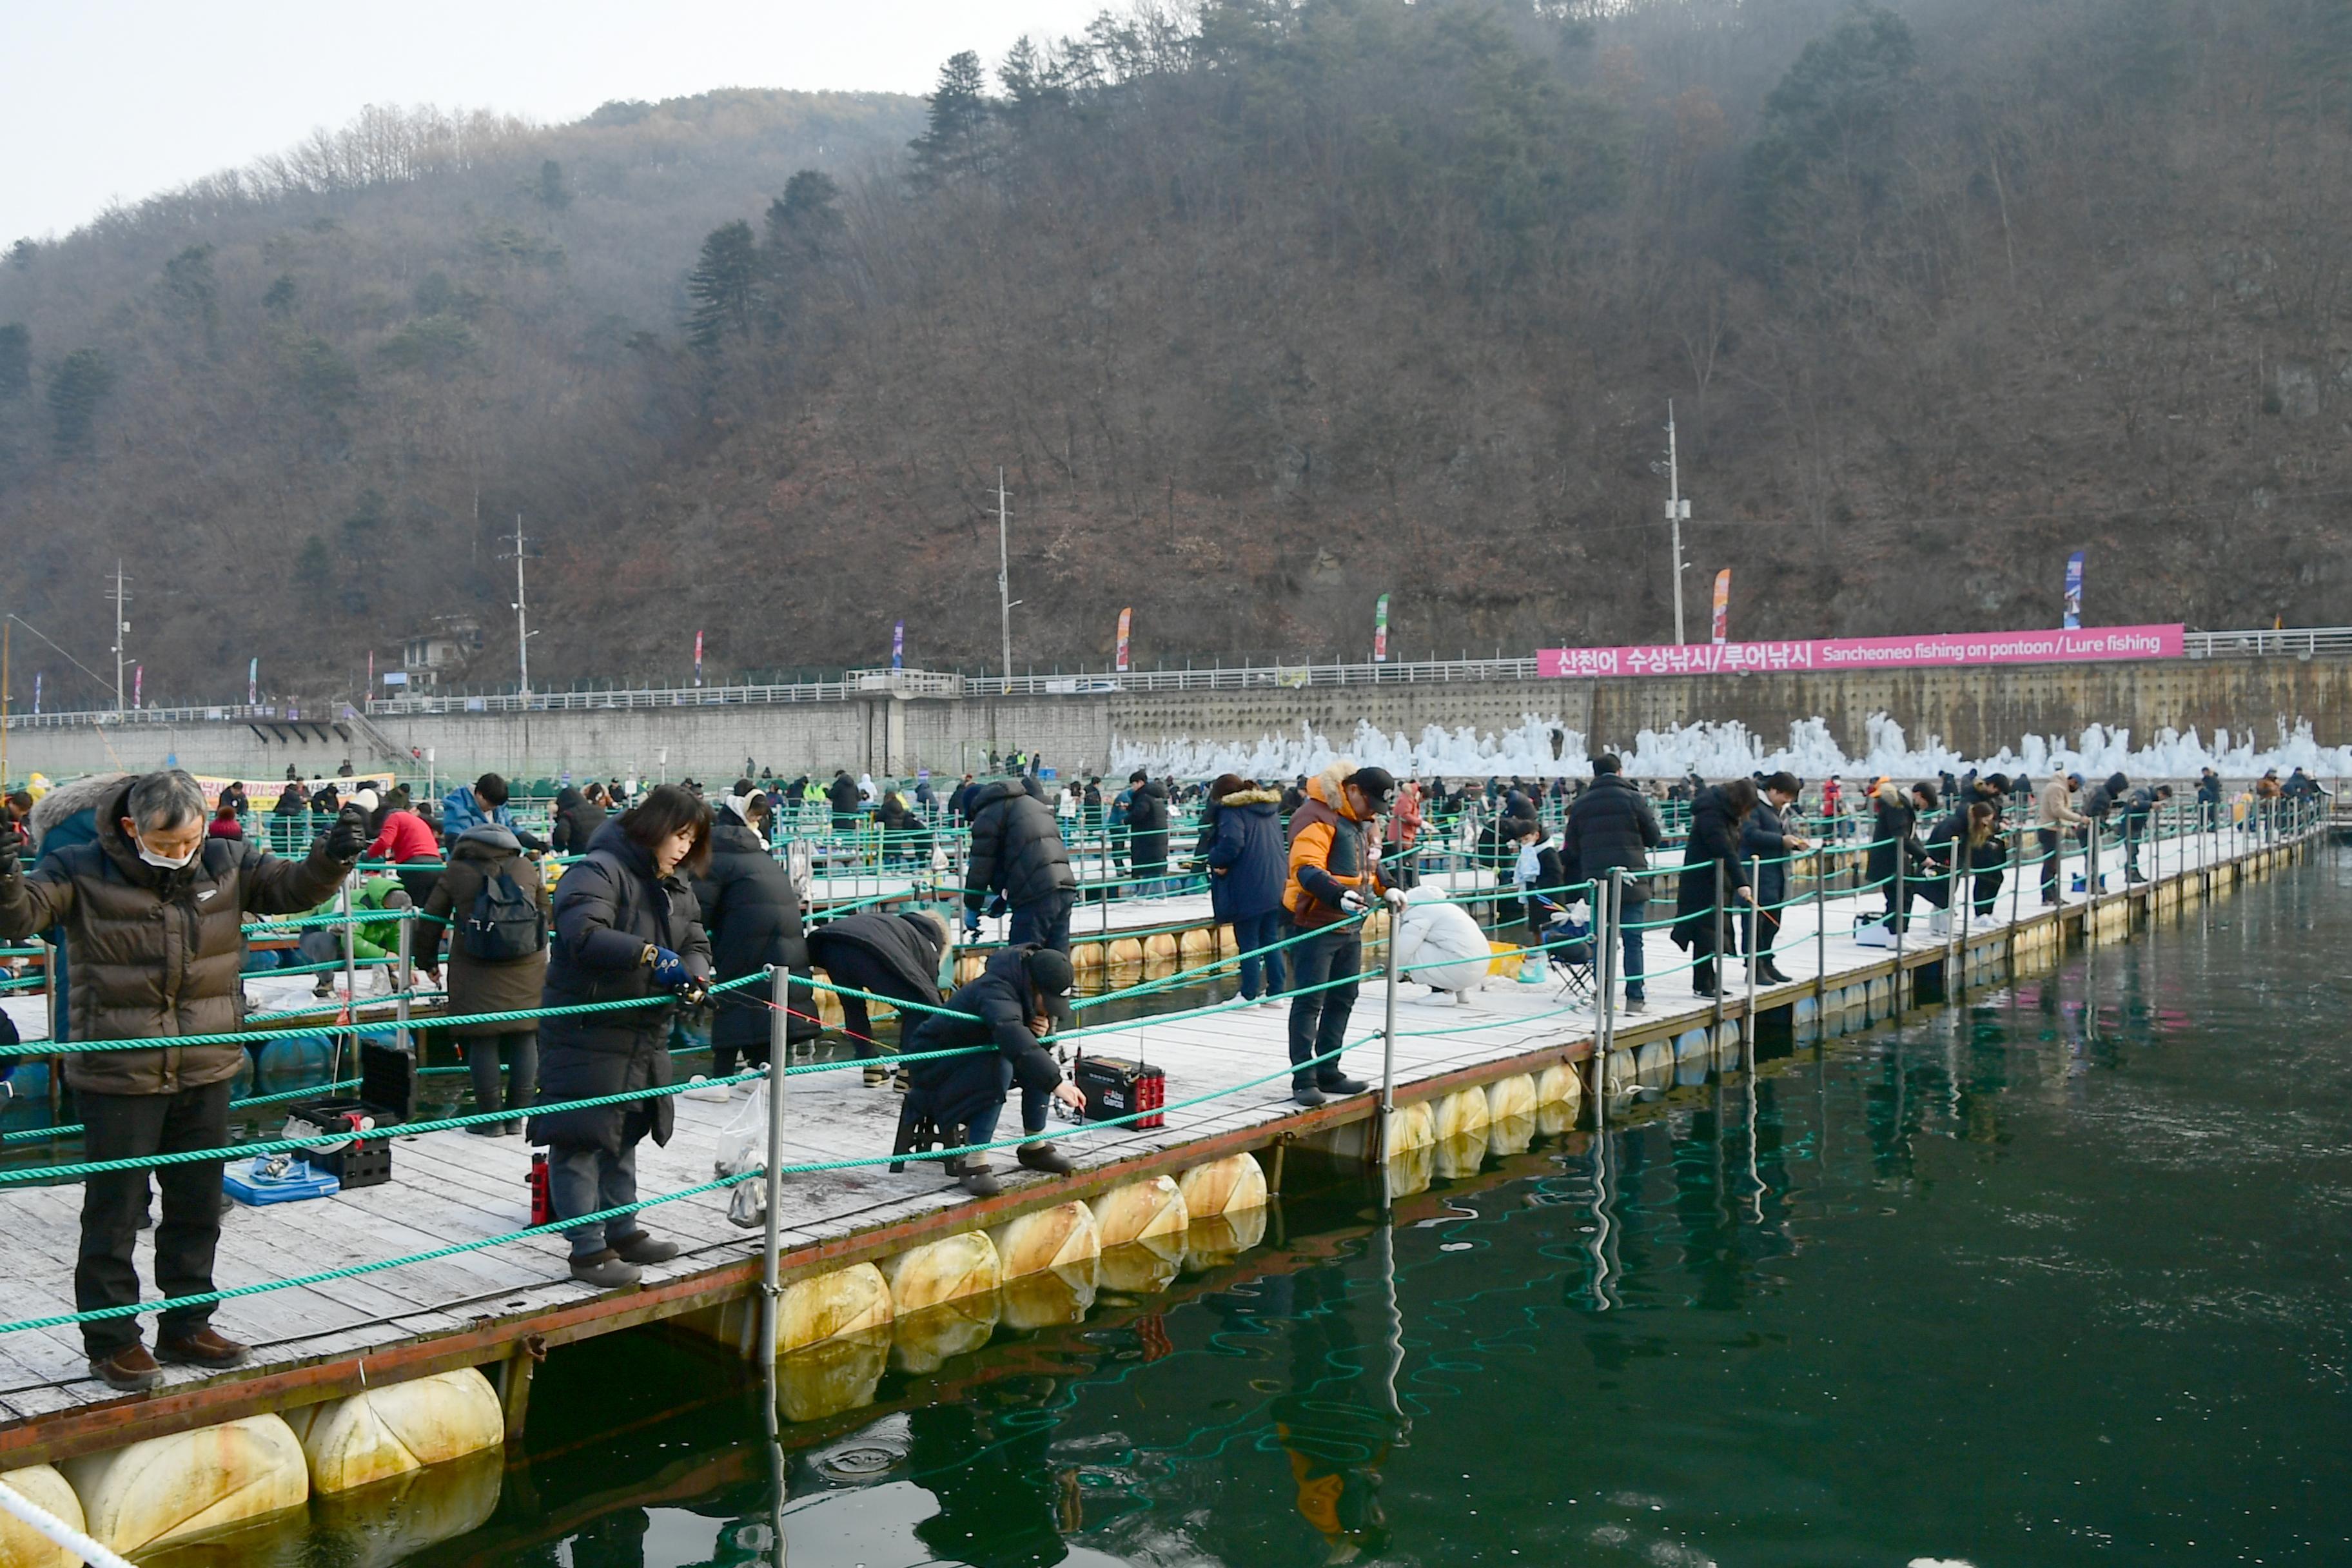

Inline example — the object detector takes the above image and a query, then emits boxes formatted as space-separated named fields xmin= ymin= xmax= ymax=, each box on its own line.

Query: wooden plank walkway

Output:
xmin=0 ymin=822 xmax=2304 ymax=1460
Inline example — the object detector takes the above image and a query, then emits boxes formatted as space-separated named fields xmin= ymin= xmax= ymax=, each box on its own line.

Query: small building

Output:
xmin=396 ymin=617 xmax=485 ymax=692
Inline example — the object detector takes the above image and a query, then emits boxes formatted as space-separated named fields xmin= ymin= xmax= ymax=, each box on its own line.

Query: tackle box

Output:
xmin=285 ymin=1041 xmax=415 ymax=1191
xmin=1073 ymin=1054 xmax=1166 ymax=1130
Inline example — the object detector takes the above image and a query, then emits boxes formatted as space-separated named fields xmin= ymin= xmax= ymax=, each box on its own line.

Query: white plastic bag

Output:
xmin=714 ymin=1083 xmax=769 ymax=1178
xmin=716 ymin=1084 xmax=772 ymax=1230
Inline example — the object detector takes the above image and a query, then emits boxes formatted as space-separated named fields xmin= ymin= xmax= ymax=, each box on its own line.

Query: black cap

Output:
xmin=1024 ymin=946 xmax=1077 ymax=1031
xmin=1346 ymin=766 xmax=1398 ymax=810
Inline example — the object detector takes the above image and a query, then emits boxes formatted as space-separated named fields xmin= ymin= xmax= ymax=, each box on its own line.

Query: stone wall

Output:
xmin=9 ymin=655 xmax=2349 ymax=783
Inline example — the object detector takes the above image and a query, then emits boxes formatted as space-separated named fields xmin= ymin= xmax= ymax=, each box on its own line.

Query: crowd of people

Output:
xmin=0 ymin=749 xmax=2331 ymax=1392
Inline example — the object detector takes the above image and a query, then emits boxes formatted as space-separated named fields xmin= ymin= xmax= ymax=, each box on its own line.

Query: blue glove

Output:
xmin=650 ymin=948 xmax=692 ymax=989
xmin=963 ymin=908 xmax=983 ymax=936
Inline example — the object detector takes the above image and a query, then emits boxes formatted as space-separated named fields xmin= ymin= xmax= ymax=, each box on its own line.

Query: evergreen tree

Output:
xmin=262 ymin=273 xmax=299 ymax=315
xmin=162 ymin=244 xmax=220 ymax=351
xmin=295 ymin=534 xmax=333 ymax=592
xmin=536 ymin=159 xmax=573 ymax=210
xmin=685 ymin=220 xmax=761 ymax=352
xmin=909 ymin=51 xmax=994 ymax=186
xmin=47 ymin=348 xmax=115 ymax=455
xmin=0 ymin=324 xmax=28 ymax=399
xmin=1742 ymin=3 xmax=1917 ymax=253
xmin=764 ymin=170 xmax=844 ymax=259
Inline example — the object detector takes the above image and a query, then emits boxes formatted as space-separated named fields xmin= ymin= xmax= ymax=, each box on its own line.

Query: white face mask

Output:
xmin=133 ymin=834 xmax=202 ymax=871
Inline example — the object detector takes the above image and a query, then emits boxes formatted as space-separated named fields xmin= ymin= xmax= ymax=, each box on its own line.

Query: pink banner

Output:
xmin=1537 ymin=623 xmax=2183 ymax=679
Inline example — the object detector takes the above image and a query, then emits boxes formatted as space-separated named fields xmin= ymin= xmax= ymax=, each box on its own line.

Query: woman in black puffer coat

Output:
xmin=1865 ymin=779 xmax=1936 ymax=932
xmin=1670 ymin=779 xmax=1758 ymax=997
xmin=691 ymin=787 xmax=819 ymax=1082
xmin=531 ymin=785 xmax=713 ymax=1289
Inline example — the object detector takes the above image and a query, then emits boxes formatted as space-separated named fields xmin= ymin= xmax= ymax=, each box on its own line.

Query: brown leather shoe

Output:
xmin=89 ymin=1343 xmax=164 ymax=1391
xmin=157 ymin=1328 xmax=251 ymax=1370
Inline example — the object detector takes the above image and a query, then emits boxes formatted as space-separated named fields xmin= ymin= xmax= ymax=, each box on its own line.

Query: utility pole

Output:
xmin=106 ymin=561 xmax=132 ymax=713
xmin=997 ymin=468 xmax=1013 ymax=680
xmin=502 ymin=516 xmax=534 ymax=700
xmin=1666 ymin=402 xmax=1691 ymax=645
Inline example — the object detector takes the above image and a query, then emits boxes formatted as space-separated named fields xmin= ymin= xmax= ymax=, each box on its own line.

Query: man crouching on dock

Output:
xmin=0 ymin=769 xmax=368 ymax=1391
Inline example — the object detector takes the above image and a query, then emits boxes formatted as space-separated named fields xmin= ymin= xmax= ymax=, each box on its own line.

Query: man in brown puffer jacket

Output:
xmin=0 ymin=770 xmax=366 ymax=1391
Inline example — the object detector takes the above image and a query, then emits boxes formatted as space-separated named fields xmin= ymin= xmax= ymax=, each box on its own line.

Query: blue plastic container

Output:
xmin=224 ymin=1155 xmax=341 ymax=1206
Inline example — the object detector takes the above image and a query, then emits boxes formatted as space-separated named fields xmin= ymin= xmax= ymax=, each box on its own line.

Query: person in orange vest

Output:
xmin=1282 ymin=763 xmax=1404 ymax=1106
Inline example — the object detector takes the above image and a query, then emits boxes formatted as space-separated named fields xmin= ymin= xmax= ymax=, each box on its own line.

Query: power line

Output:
xmin=3 ymin=613 xmax=112 ymax=690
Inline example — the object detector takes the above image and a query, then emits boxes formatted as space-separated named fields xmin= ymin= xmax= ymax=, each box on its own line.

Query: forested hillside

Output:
xmin=5 ymin=0 xmax=2349 ymax=706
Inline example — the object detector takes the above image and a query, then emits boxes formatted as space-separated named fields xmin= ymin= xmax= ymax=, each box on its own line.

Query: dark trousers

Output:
xmin=1008 ymin=894 xmax=1073 ymax=954
xmin=1286 ymin=926 xmax=1361 ymax=1087
xmin=964 ymin=1058 xmax=1050 ymax=1146
xmin=550 ymin=1137 xmax=641 ymax=1259
xmin=1971 ymin=868 xmax=2004 ymax=917
xmin=819 ymin=948 xmax=933 ymax=1058
xmin=77 ymin=1080 xmax=234 ymax=1355
xmin=1231 ymin=908 xmax=1288 ymax=1000
xmin=465 ymin=1030 xmax=538 ymax=1121
xmin=1618 ymin=897 xmax=1648 ymax=999
xmin=2038 ymin=828 xmax=2063 ymax=901
xmin=1740 ymin=906 xmax=1782 ymax=960
xmin=712 ymin=1035 xmax=769 ymax=1078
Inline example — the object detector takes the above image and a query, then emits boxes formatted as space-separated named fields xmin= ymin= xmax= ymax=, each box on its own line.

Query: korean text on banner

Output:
xmin=1536 ymin=623 xmax=2184 ymax=678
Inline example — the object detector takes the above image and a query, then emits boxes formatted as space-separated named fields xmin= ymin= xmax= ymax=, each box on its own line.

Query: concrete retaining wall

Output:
xmin=9 ymin=655 xmax=2350 ymax=783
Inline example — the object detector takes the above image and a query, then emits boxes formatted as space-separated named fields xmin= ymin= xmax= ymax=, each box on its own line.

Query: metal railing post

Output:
xmin=1600 ymin=871 xmax=1620 ymax=1058
xmin=1893 ymin=853 xmax=1907 ymax=1011
xmin=334 ymin=879 xmax=359 ymax=1082
xmin=1380 ymin=906 xmax=1401 ymax=1128
xmin=395 ymin=912 xmax=413 ymax=1056
xmin=1812 ymin=847 xmax=1827 ymax=1011
xmin=1742 ymin=856 xmax=1759 ymax=1054
xmin=758 ymin=963 xmax=790 ymax=1371
xmin=1711 ymin=858 xmax=1726 ymax=1029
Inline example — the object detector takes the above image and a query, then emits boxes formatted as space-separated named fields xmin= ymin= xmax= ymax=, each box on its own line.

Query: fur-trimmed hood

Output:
xmin=1304 ymin=760 xmax=1372 ymax=821
xmin=1217 ymin=787 xmax=1282 ymax=808
xmin=28 ymin=772 xmax=133 ymax=853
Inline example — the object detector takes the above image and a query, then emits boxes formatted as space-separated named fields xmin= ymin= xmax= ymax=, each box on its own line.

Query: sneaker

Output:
xmin=1017 ymin=1141 xmax=1075 ymax=1175
xmin=1315 ymin=1073 xmax=1369 ymax=1097
xmin=157 ymin=1328 xmax=250 ymax=1370
xmin=568 ymin=1250 xmax=642 ymax=1288
xmin=1260 ymin=996 xmax=1285 ymax=1010
xmin=1623 ymin=995 xmax=1648 ymax=1014
xmin=863 ymin=1062 xmax=890 ymax=1088
xmin=609 ymin=1231 xmax=680 ymax=1266
xmin=681 ymin=1076 xmax=730 ymax=1102
xmin=89 ymin=1343 xmax=163 ymax=1392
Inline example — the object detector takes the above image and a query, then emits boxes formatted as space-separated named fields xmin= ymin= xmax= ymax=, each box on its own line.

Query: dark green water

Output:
xmin=169 ymin=854 xmax=2352 ymax=1567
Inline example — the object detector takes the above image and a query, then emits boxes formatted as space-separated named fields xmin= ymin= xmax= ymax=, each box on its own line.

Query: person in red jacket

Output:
xmin=361 ymin=788 xmax=445 ymax=912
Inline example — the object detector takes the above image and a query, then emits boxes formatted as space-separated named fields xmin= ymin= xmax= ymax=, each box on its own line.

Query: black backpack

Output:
xmin=462 ymin=868 xmax=545 ymax=962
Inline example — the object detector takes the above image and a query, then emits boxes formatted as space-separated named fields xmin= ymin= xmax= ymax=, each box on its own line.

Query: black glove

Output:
xmin=0 ymin=832 xmax=18 ymax=879
xmin=323 ymin=806 xmax=371 ymax=861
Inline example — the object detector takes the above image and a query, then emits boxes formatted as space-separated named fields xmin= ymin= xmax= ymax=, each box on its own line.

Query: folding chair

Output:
xmin=1542 ymin=906 xmax=1596 ymax=1004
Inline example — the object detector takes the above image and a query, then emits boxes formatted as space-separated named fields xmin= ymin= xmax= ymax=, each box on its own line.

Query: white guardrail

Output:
xmin=8 ymin=628 xmax=2352 ymax=729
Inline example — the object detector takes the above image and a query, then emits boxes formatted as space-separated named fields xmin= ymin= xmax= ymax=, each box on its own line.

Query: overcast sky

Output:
xmin=3 ymin=0 xmax=1113 ymax=243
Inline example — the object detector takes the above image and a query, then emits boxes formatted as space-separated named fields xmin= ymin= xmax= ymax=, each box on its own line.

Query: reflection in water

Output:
xmin=377 ymin=852 xmax=2352 ymax=1567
